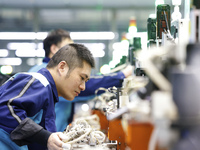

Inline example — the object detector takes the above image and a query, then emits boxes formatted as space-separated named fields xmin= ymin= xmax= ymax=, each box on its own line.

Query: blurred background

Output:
xmin=0 ymin=0 xmax=182 ymax=75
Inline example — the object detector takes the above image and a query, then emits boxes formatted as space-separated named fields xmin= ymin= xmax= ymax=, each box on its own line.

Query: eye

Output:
xmin=80 ymin=76 xmax=85 ymax=81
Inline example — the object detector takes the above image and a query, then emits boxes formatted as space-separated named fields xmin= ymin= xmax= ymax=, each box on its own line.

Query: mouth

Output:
xmin=75 ymin=91 xmax=80 ymax=96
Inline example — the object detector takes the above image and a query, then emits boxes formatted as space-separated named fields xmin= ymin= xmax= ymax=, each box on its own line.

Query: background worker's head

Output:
xmin=43 ymin=29 xmax=74 ymax=58
xmin=47 ymin=43 xmax=95 ymax=100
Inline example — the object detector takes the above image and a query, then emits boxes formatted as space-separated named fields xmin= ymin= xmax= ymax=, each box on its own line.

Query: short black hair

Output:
xmin=47 ymin=43 xmax=95 ymax=73
xmin=43 ymin=29 xmax=71 ymax=57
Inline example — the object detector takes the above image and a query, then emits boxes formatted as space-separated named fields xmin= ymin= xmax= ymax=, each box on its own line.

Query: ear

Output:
xmin=57 ymin=61 xmax=69 ymax=75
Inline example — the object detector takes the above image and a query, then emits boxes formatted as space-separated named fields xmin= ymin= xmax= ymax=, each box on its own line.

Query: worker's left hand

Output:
xmin=47 ymin=132 xmax=67 ymax=150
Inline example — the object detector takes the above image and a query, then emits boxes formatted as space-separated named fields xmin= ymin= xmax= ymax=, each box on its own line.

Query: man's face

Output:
xmin=57 ymin=61 xmax=91 ymax=100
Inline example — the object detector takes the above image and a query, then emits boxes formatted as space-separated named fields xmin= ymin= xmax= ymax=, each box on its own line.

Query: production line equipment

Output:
xmin=59 ymin=1 xmax=200 ymax=149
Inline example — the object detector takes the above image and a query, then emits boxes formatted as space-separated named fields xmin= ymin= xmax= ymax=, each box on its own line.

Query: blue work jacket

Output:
xmin=0 ymin=68 xmax=59 ymax=150
xmin=28 ymin=57 xmax=125 ymax=132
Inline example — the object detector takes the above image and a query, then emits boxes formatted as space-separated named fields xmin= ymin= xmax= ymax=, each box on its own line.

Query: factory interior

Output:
xmin=0 ymin=0 xmax=200 ymax=149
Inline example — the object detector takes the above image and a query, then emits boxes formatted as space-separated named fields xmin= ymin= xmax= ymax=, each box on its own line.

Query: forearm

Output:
xmin=79 ymin=72 xmax=125 ymax=96
xmin=10 ymin=118 xmax=51 ymax=146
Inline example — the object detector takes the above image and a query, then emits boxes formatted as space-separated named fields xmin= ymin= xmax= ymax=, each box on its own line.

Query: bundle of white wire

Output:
xmin=62 ymin=118 xmax=106 ymax=150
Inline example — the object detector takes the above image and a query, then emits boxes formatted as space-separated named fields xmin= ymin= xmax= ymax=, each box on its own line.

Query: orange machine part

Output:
xmin=126 ymin=120 xmax=154 ymax=150
xmin=108 ymin=119 xmax=126 ymax=150
xmin=91 ymin=109 xmax=109 ymax=134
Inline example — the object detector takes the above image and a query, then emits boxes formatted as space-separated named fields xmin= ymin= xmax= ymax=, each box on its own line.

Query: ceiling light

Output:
xmin=15 ymin=48 xmax=45 ymax=57
xmin=0 ymin=58 xmax=22 ymax=66
xmin=155 ymin=0 xmax=165 ymax=6
xmin=71 ymin=32 xmax=115 ymax=40
xmin=100 ymin=64 xmax=110 ymax=75
xmin=7 ymin=42 xmax=38 ymax=50
xmin=0 ymin=65 xmax=13 ymax=74
xmin=0 ymin=49 xmax=9 ymax=57
xmin=0 ymin=32 xmax=115 ymax=40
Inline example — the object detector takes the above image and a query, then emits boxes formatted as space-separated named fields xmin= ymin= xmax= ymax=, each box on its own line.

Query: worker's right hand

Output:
xmin=47 ymin=132 xmax=66 ymax=150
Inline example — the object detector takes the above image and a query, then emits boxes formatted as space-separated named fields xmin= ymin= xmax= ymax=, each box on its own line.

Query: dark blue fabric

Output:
xmin=79 ymin=72 xmax=125 ymax=96
xmin=0 ymin=68 xmax=58 ymax=149
xmin=42 ymin=57 xmax=50 ymax=63
xmin=28 ymin=57 xmax=126 ymax=132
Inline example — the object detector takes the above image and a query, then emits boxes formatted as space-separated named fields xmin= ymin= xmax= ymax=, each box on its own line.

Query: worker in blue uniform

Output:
xmin=28 ymin=29 xmax=133 ymax=132
xmin=0 ymin=43 xmax=95 ymax=150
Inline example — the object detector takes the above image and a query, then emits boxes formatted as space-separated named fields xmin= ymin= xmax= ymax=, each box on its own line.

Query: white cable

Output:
xmin=66 ymin=128 xmax=92 ymax=144
xmin=63 ymin=118 xmax=106 ymax=146
xmin=148 ymin=126 xmax=160 ymax=150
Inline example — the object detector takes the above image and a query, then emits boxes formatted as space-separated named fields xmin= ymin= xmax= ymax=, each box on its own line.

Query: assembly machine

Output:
xmin=60 ymin=0 xmax=200 ymax=149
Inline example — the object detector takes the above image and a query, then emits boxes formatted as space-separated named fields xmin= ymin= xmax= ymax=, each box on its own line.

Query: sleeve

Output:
xmin=0 ymin=73 xmax=53 ymax=146
xmin=79 ymin=71 xmax=125 ymax=96
xmin=10 ymin=118 xmax=51 ymax=146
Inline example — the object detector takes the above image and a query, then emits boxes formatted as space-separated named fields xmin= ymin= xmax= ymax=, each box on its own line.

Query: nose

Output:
xmin=79 ymin=82 xmax=86 ymax=91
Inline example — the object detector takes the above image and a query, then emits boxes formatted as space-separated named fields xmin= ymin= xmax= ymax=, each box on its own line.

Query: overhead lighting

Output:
xmin=172 ymin=0 xmax=181 ymax=5
xmin=71 ymin=32 xmax=115 ymax=40
xmin=155 ymin=0 xmax=165 ymax=6
xmin=8 ymin=42 xmax=105 ymax=57
xmin=90 ymin=49 xmax=105 ymax=57
xmin=0 ymin=49 xmax=9 ymax=57
xmin=0 ymin=32 xmax=115 ymax=40
xmin=0 ymin=65 xmax=13 ymax=74
xmin=0 ymin=58 xmax=22 ymax=66
xmin=82 ymin=43 xmax=105 ymax=49
xmin=15 ymin=48 xmax=45 ymax=57
xmin=7 ymin=42 xmax=39 ymax=50
xmin=82 ymin=43 xmax=105 ymax=57
xmin=26 ymin=58 xmax=43 ymax=66
xmin=0 ymin=32 xmax=47 ymax=40
xmin=100 ymin=64 xmax=111 ymax=75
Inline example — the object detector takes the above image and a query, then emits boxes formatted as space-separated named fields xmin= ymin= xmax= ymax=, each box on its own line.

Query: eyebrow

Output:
xmin=85 ymin=75 xmax=90 ymax=81
xmin=82 ymin=74 xmax=90 ymax=81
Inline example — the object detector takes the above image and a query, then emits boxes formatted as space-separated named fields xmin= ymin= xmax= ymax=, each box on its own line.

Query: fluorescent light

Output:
xmin=172 ymin=0 xmax=181 ymax=5
xmin=7 ymin=42 xmax=38 ymax=50
xmin=0 ymin=49 xmax=9 ymax=57
xmin=0 ymin=32 xmax=115 ymax=40
xmin=90 ymin=49 xmax=105 ymax=57
xmin=0 ymin=58 xmax=22 ymax=65
xmin=36 ymin=32 xmax=48 ymax=40
xmin=15 ymin=48 xmax=45 ymax=57
xmin=112 ymin=40 xmax=129 ymax=56
xmin=81 ymin=43 xmax=105 ymax=49
xmin=0 ymin=32 xmax=48 ymax=40
xmin=8 ymin=42 xmax=105 ymax=57
xmin=155 ymin=0 xmax=165 ymax=6
xmin=81 ymin=43 xmax=105 ymax=57
xmin=100 ymin=64 xmax=111 ymax=74
xmin=0 ymin=65 xmax=13 ymax=74
xmin=70 ymin=32 xmax=115 ymax=40
xmin=26 ymin=58 xmax=43 ymax=66
xmin=0 ymin=32 xmax=37 ymax=40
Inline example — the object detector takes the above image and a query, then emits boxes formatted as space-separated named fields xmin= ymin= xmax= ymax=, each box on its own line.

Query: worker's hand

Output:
xmin=47 ymin=132 xmax=66 ymax=150
xmin=122 ymin=65 xmax=134 ymax=77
